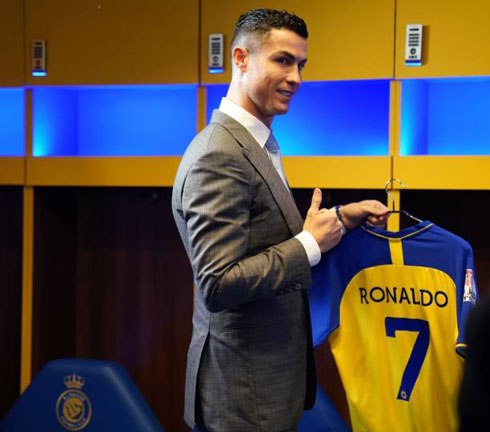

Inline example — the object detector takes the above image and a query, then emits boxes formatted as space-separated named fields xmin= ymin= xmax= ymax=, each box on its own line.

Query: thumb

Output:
xmin=309 ymin=188 xmax=322 ymax=213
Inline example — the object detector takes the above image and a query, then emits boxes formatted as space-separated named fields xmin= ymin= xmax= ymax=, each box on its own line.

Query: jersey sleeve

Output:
xmin=456 ymin=245 xmax=479 ymax=357
xmin=309 ymin=250 xmax=345 ymax=348
xmin=308 ymin=226 xmax=392 ymax=348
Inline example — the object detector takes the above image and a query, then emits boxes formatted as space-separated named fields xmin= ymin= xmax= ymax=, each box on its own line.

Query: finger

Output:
xmin=366 ymin=215 xmax=381 ymax=224
xmin=365 ymin=204 xmax=389 ymax=217
xmin=367 ymin=214 xmax=388 ymax=226
xmin=371 ymin=201 xmax=389 ymax=214
xmin=309 ymin=188 xmax=322 ymax=213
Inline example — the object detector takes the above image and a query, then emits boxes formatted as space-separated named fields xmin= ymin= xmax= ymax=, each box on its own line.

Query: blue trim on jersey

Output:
xmin=309 ymin=221 xmax=478 ymax=351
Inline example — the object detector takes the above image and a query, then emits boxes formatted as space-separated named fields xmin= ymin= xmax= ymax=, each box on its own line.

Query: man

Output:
xmin=172 ymin=9 xmax=388 ymax=431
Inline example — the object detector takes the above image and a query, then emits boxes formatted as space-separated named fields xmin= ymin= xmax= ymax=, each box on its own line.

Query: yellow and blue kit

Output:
xmin=309 ymin=221 xmax=478 ymax=432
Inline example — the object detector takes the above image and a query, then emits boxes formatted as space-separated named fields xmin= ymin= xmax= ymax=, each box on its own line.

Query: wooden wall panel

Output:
xmin=396 ymin=0 xmax=490 ymax=78
xmin=201 ymin=0 xmax=395 ymax=83
xmin=32 ymin=187 xmax=193 ymax=431
xmin=33 ymin=188 xmax=78 ymax=368
xmin=0 ymin=0 xmax=24 ymax=86
xmin=401 ymin=190 xmax=490 ymax=298
xmin=0 ymin=187 xmax=22 ymax=417
xmin=25 ymin=0 xmax=199 ymax=85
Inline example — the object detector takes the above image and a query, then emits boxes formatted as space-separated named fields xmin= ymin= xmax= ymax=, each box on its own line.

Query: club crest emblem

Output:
xmin=56 ymin=373 xmax=92 ymax=430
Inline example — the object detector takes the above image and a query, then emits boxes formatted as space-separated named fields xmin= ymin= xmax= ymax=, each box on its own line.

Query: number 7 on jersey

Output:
xmin=385 ymin=317 xmax=430 ymax=401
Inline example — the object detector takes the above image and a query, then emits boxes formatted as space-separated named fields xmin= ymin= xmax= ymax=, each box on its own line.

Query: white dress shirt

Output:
xmin=219 ymin=97 xmax=321 ymax=267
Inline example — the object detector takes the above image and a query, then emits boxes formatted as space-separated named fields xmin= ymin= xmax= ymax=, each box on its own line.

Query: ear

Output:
xmin=231 ymin=46 xmax=249 ymax=72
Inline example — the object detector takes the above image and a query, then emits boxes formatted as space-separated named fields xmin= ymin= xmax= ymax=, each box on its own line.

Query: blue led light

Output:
xmin=33 ymin=85 xmax=198 ymax=156
xmin=33 ymin=88 xmax=78 ymax=157
xmin=0 ymin=88 xmax=25 ymax=156
xmin=32 ymin=71 xmax=47 ymax=77
xmin=206 ymin=84 xmax=229 ymax=124
xmin=400 ymin=80 xmax=429 ymax=155
xmin=401 ymin=77 xmax=490 ymax=155
xmin=208 ymin=68 xmax=224 ymax=74
xmin=206 ymin=81 xmax=390 ymax=156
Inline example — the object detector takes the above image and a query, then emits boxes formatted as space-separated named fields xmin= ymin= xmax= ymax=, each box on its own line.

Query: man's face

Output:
xmin=241 ymin=28 xmax=307 ymax=126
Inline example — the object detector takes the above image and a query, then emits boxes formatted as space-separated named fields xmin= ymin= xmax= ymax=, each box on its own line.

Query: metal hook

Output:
xmin=385 ymin=178 xmax=406 ymax=211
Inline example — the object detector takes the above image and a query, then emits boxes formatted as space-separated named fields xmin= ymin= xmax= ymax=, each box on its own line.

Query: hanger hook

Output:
xmin=385 ymin=178 xmax=407 ymax=211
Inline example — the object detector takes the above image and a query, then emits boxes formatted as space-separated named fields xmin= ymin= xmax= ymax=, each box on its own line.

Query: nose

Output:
xmin=286 ymin=65 xmax=302 ymax=88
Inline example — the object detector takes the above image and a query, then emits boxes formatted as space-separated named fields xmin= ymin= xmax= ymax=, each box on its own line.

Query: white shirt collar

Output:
xmin=218 ymin=97 xmax=271 ymax=148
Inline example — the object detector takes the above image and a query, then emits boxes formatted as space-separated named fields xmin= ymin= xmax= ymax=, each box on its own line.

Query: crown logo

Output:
xmin=64 ymin=373 xmax=85 ymax=389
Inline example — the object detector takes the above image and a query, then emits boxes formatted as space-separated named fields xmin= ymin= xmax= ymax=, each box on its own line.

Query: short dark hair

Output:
xmin=231 ymin=8 xmax=308 ymax=52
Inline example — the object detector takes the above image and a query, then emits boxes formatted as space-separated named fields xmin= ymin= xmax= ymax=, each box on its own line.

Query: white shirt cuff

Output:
xmin=295 ymin=230 xmax=322 ymax=267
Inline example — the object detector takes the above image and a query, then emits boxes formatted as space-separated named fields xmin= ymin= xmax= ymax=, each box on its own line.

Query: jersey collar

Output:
xmin=361 ymin=220 xmax=434 ymax=240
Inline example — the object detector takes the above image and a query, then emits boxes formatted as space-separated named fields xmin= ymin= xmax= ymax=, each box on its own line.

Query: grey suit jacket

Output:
xmin=172 ymin=110 xmax=316 ymax=431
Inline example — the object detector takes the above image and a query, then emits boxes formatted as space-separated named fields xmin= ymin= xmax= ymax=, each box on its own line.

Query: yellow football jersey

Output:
xmin=309 ymin=222 xmax=478 ymax=432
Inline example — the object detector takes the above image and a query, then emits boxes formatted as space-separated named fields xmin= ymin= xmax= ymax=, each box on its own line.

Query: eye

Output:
xmin=276 ymin=57 xmax=291 ymax=66
xmin=298 ymin=62 xmax=306 ymax=71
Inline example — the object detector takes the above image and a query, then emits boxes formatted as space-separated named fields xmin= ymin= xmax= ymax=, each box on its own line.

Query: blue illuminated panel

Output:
xmin=0 ymin=88 xmax=25 ymax=156
xmin=206 ymin=81 xmax=390 ymax=156
xmin=206 ymin=84 xmax=228 ymax=125
xmin=33 ymin=85 xmax=197 ymax=156
xmin=401 ymin=78 xmax=490 ymax=155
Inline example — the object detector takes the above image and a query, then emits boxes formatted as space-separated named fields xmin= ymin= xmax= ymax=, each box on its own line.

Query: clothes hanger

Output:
xmin=385 ymin=178 xmax=422 ymax=223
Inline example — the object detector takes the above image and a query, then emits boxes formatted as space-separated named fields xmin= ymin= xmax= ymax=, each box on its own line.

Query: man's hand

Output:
xmin=340 ymin=200 xmax=389 ymax=230
xmin=303 ymin=188 xmax=343 ymax=253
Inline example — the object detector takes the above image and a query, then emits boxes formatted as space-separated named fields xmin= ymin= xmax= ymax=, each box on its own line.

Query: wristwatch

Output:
xmin=334 ymin=205 xmax=347 ymax=234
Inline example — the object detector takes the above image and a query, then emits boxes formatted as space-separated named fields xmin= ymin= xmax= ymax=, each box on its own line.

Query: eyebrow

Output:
xmin=275 ymin=50 xmax=308 ymax=64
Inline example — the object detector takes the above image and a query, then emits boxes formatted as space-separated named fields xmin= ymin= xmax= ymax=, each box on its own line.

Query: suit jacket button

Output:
xmin=295 ymin=283 xmax=302 ymax=290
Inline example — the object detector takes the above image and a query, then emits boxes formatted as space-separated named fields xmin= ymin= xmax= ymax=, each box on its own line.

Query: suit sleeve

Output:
xmin=180 ymin=142 xmax=311 ymax=313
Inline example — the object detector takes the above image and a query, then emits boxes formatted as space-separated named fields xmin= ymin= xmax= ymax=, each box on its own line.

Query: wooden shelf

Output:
xmin=284 ymin=156 xmax=391 ymax=189
xmin=26 ymin=156 xmax=181 ymax=187
xmin=0 ymin=157 xmax=25 ymax=185
xmin=393 ymin=156 xmax=490 ymax=189
xmin=23 ymin=156 xmax=394 ymax=189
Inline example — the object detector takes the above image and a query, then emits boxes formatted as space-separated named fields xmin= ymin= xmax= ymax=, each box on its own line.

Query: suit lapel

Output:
xmin=211 ymin=110 xmax=303 ymax=236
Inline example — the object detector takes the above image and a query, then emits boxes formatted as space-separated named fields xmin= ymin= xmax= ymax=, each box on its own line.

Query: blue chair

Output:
xmin=0 ymin=358 xmax=164 ymax=431
xmin=298 ymin=383 xmax=350 ymax=432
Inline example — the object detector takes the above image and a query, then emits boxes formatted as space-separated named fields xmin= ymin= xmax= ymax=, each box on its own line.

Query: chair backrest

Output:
xmin=0 ymin=358 xmax=165 ymax=432
xmin=298 ymin=384 xmax=350 ymax=432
